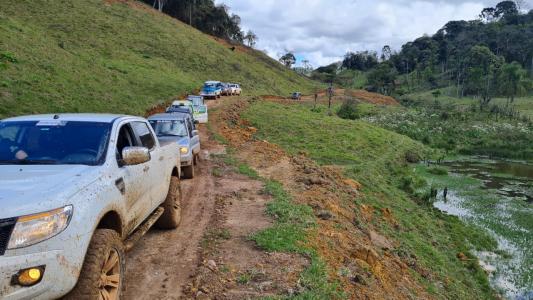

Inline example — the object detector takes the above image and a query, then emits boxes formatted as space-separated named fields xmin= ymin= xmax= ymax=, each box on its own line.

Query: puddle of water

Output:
xmin=426 ymin=158 xmax=533 ymax=299
xmin=443 ymin=159 xmax=533 ymax=203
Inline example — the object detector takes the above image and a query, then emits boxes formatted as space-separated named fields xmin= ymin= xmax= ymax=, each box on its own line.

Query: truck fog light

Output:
xmin=15 ymin=266 xmax=44 ymax=286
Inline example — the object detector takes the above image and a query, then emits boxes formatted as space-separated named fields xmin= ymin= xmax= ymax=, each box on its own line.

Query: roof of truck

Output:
xmin=148 ymin=113 xmax=190 ymax=121
xmin=2 ymin=113 xmax=131 ymax=123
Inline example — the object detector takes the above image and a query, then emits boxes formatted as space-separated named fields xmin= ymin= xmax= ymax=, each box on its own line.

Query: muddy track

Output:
xmin=123 ymin=124 xmax=218 ymax=300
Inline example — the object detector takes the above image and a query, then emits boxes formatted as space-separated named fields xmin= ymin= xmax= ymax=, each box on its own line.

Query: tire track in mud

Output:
xmin=123 ymin=125 xmax=218 ymax=300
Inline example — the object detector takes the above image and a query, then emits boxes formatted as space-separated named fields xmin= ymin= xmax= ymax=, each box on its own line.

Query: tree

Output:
xmin=342 ymin=51 xmax=378 ymax=71
xmin=141 ymin=0 xmax=246 ymax=44
xmin=480 ymin=7 xmax=497 ymax=22
xmin=495 ymin=1 xmax=519 ymax=18
xmin=279 ymin=52 xmax=296 ymax=68
xmin=244 ymin=30 xmax=257 ymax=47
xmin=498 ymin=61 xmax=530 ymax=103
xmin=381 ymin=45 xmax=392 ymax=61
xmin=367 ymin=62 xmax=398 ymax=95
xmin=301 ymin=59 xmax=313 ymax=74
xmin=463 ymin=45 xmax=504 ymax=108
xmin=152 ymin=0 xmax=167 ymax=12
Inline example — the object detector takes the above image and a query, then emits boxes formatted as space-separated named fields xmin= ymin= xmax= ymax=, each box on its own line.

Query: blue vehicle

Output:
xmin=200 ymin=81 xmax=222 ymax=99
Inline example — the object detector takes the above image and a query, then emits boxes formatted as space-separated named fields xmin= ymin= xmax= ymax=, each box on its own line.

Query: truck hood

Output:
xmin=202 ymin=87 xmax=219 ymax=93
xmin=0 ymin=165 xmax=102 ymax=218
xmin=158 ymin=136 xmax=189 ymax=147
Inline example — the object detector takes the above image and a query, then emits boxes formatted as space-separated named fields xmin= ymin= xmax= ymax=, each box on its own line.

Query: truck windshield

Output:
xmin=149 ymin=120 xmax=187 ymax=137
xmin=0 ymin=121 xmax=111 ymax=165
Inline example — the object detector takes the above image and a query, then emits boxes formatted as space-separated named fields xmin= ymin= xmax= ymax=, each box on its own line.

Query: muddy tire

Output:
xmin=182 ymin=164 xmax=194 ymax=179
xmin=155 ymin=176 xmax=182 ymax=229
xmin=64 ymin=229 xmax=124 ymax=300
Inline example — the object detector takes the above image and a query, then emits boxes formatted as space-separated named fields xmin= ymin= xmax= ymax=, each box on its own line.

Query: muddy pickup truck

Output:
xmin=0 ymin=114 xmax=182 ymax=299
xmin=148 ymin=113 xmax=201 ymax=179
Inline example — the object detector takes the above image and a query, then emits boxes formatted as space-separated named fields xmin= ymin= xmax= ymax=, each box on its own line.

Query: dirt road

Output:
xmin=123 ymin=96 xmax=305 ymax=299
xmin=123 ymin=116 xmax=219 ymax=299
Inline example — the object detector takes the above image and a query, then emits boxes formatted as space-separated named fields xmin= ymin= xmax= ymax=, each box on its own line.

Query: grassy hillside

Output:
xmin=0 ymin=0 xmax=316 ymax=118
xmin=242 ymin=100 xmax=497 ymax=299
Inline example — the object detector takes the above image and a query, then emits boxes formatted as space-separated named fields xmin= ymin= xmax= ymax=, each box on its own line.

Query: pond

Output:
xmin=420 ymin=158 xmax=532 ymax=299
xmin=443 ymin=160 xmax=532 ymax=204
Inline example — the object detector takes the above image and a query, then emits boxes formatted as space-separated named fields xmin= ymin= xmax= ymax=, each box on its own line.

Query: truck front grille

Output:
xmin=0 ymin=218 xmax=16 ymax=255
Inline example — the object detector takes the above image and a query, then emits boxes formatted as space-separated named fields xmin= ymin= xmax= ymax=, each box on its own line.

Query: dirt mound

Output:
xmin=345 ymin=89 xmax=399 ymax=106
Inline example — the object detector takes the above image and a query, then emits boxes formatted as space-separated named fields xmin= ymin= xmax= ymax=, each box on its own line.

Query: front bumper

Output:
xmin=0 ymin=249 xmax=79 ymax=300
xmin=180 ymin=152 xmax=193 ymax=167
xmin=200 ymin=93 xmax=216 ymax=97
xmin=0 ymin=217 xmax=93 ymax=300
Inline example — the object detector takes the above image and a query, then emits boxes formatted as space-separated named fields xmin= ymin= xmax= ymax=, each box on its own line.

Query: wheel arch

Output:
xmin=172 ymin=166 xmax=180 ymax=178
xmin=96 ymin=210 xmax=124 ymax=238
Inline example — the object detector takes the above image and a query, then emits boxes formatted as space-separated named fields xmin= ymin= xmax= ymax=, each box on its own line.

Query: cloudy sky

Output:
xmin=215 ymin=0 xmax=531 ymax=67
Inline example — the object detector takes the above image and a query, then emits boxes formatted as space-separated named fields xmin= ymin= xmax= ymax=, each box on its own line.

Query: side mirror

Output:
xmin=122 ymin=147 xmax=151 ymax=166
xmin=192 ymin=130 xmax=199 ymax=137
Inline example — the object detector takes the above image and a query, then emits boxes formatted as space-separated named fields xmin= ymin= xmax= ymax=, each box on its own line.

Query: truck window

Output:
xmin=116 ymin=124 xmax=135 ymax=161
xmin=186 ymin=119 xmax=193 ymax=137
xmin=131 ymin=122 xmax=156 ymax=150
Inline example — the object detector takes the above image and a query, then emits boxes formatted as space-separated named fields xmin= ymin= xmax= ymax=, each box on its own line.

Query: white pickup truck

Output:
xmin=0 ymin=114 xmax=182 ymax=299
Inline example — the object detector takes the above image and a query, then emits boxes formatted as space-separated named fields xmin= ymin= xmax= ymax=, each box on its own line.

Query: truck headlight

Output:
xmin=180 ymin=147 xmax=189 ymax=154
xmin=8 ymin=206 xmax=73 ymax=249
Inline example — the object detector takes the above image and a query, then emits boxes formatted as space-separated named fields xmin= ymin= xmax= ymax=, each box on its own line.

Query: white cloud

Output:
xmin=215 ymin=0 xmax=531 ymax=67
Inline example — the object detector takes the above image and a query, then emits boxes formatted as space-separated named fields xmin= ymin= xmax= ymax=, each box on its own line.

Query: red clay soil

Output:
xmin=199 ymin=97 xmax=433 ymax=299
xmin=345 ymin=89 xmax=400 ymax=105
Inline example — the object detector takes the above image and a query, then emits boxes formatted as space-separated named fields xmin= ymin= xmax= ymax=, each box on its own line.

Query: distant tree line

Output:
xmin=141 ymin=0 xmax=257 ymax=46
xmin=318 ymin=1 xmax=532 ymax=108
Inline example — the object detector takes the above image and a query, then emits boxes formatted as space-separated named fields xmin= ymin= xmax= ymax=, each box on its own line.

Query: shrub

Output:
xmin=337 ymin=99 xmax=360 ymax=120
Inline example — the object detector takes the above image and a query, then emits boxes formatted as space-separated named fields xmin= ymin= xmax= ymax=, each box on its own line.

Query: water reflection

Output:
xmin=442 ymin=159 xmax=532 ymax=203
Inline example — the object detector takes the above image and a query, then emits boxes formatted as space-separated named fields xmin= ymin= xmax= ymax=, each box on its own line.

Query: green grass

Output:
xmin=211 ymin=141 xmax=341 ymax=298
xmin=252 ymin=179 xmax=342 ymax=299
xmin=242 ymin=100 xmax=497 ymax=299
xmin=0 ymin=0 xmax=317 ymax=118
xmin=404 ymin=88 xmax=533 ymax=119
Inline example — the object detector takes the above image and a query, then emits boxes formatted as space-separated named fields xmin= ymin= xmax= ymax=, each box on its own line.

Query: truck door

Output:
xmin=186 ymin=118 xmax=200 ymax=156
xmin=115 ymin=122 xmax=154 ymax=233
xmin=130 ymin=121 xmax=168 ymax=208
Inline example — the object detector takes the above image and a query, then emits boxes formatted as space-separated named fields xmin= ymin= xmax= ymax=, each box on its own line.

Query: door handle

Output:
xmin=115 ymin=178 xmax=125 ymax=195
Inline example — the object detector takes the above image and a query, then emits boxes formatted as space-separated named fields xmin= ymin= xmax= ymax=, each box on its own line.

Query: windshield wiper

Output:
xmin=0 ymin=159 xmax=59 ymax=165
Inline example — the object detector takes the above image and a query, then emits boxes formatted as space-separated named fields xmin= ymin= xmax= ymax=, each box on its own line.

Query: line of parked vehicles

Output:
xmin=0 ymin=81 xmax=241 ymax=299
xmin=200 ymin=81 xmax=241 ymax=99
